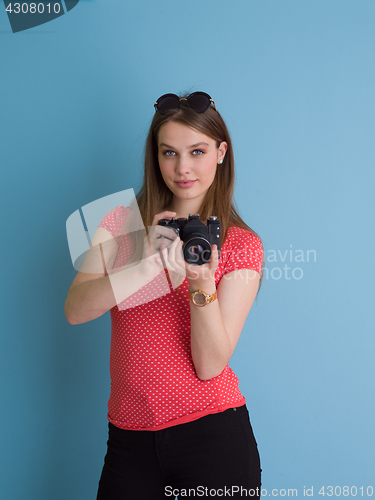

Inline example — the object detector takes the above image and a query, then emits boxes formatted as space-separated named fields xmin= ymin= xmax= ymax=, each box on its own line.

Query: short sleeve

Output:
xmin=98 ymin=206 xmax=135 ymax=270
xmin=222 ymin=227 xmax=263 ymax=276
xmin=98 ymin=205 xmax=130 ymax=238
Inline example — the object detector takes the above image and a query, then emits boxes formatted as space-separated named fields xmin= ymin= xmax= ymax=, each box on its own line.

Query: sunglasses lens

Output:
xmin=187 ymin=92 xmax=211 ymax=113
xmin=157 ymin=94 xmax=180 ymax=114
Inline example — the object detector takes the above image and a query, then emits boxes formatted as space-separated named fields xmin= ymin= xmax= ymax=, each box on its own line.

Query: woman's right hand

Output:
xmin=138 ymin=211 xmax=180 ymax=282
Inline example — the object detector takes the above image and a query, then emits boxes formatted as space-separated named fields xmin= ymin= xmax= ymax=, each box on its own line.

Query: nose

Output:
xmin=175 ymin=154 xmax=191 ymax=175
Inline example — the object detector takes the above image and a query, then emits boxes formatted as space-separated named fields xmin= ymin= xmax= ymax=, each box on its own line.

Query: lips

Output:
xmin=175 ymin=180 xmax=197 ymax=188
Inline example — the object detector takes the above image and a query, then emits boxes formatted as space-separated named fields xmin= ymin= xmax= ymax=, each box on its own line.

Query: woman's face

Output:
xmin=157 ymin=121 xmax=227 ymax=212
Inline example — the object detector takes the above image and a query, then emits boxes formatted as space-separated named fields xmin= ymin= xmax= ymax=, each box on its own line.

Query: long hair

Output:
xmin=128 ymin=95 xmax=264 ymax=287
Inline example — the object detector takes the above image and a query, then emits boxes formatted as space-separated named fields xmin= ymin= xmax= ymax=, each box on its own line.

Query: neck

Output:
xmin=167 ymin=198 xmax=203 ymax=219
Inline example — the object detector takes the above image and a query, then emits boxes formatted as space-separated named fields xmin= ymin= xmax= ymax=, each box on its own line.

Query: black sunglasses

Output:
xmin=154 ymin=92 xmax=217 ymax=115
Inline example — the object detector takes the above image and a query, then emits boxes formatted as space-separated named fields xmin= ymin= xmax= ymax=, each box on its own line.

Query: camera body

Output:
xmin=158 ymin=214 xmax=221 ymax=265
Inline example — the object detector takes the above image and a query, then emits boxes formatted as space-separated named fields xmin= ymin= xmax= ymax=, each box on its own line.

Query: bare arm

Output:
xmin=64 ymin=227 xmax=148 ymax=325
xmin=189 ymin=268 xmax=260 ymax=380
xmin=160 ymin=239 xmax=260 ymax=380
xmin=65 ymin=211 xmax=178 ymax=325
xmin=64 ymin=265 xmax=151 ymax=325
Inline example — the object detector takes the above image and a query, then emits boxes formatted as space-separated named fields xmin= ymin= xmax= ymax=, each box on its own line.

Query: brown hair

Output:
xmin=128 ymin=95 xmax=264 ymax=287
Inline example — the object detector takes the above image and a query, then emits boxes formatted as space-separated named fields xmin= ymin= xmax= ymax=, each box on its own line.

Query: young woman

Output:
xmin=65 ymin=91 xmax=264 ymax=499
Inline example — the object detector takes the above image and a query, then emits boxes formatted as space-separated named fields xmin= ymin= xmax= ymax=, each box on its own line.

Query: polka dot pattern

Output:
xmin=99 ymin=206 xmax=263 ymax=431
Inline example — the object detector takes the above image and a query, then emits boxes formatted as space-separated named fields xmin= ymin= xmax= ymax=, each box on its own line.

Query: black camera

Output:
xmin=158 ymin=214 xmax=221 ymax=265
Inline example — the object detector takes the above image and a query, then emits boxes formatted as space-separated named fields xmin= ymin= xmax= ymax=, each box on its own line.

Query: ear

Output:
xmin=217 ymin=141 xmax=228 ymax=163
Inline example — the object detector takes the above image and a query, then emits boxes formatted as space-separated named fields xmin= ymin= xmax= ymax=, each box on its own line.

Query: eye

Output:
xmin=192 ymin=149 xmax=204 ymax=156
xmin=163 ymin=150 xmax=176 ymax=157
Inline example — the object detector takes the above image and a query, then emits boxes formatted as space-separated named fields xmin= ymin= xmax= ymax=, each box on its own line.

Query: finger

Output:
xmin=150 ymin=224 xmax=177 ymax=239
xmin=149 ymin=227 xmax=178 ymax=251
xmin=166 ymin=241 xmax=186 ymax=289
xmin=148 ymin=232 xmax=176 ymax=259
xmin=162 ymin=240 xmax=181 ymax=275
xmin=175 ymin=239 xmax=186 ymax=268
xmin=211 ymin=244 xmax=218 ymax=259
xmin=162 ymin=249 xmax=178 ymax=282
xmin=168 ymin=238 xmax=186 ymax=276
xmin=158 ymin=245 xmax=168 ymax=271
xmin=151 ymin=211 xmax=177 ymax=226
xmin=149 ymin=211 xmax=179 ymax=249
xmin=209 ymin=245 xmax=219 ymax=270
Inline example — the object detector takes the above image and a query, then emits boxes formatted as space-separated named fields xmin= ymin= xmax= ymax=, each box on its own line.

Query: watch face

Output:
xmin=193 ymin=292 xmax=206 ymax=306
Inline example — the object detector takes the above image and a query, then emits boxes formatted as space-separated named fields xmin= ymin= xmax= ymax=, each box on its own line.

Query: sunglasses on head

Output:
xmin=154 ymin=92 xmax=217 ymax=115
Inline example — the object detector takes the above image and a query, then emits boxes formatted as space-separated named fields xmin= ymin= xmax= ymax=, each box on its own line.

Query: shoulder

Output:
xmin=98 ymin=205 xmax=132 ymax=237
xmin=220 ymin=226 xmax=263 ymax=276
xmin=225 ymin=226 xmax=263 ymax=252
xmin=100 ymin=205 xmax=131 ymax=225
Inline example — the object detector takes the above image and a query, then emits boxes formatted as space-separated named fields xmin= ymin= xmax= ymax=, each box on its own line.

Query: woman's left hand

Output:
xmin=185 ymin=243 xmax=219 ymax=292
xmin=160 ymin=237 xmax=218 ymax=291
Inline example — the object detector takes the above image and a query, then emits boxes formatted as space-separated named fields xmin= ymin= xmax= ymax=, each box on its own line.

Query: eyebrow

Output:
xmin=159 ymin=142 xmax=209 ymax=149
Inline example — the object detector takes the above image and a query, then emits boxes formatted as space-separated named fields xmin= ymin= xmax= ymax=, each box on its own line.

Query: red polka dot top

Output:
xmin=99 ymin=206 xmax=263 ymax=431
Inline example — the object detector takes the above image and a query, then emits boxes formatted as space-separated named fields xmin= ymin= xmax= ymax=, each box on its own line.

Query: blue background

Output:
xmin=1 ymin=1 xmax=374 ymax=499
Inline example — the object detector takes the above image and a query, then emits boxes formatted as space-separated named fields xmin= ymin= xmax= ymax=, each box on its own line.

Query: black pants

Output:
xmin=97 ymin=405 xmax=261 ymax=499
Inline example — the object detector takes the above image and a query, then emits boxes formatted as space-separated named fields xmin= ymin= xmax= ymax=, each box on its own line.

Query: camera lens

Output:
xmin=184 ymin=235 xmax=211 ymax=265
xmin=190 ymin=244 xmax=204 ymax=255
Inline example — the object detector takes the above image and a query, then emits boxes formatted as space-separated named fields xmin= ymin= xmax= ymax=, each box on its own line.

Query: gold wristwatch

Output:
xmin=189 ymin=289 xmax=217 ymax=307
